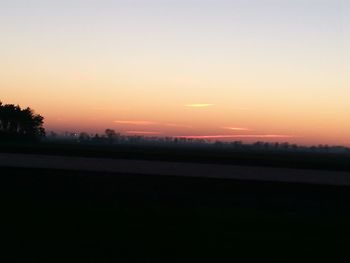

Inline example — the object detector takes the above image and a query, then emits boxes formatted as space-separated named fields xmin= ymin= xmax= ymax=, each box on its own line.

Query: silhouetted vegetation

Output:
xmin=45 ymin=129 xmax=350 ymax=155
xmin=0 ymin=102 xmax=45 ymax=141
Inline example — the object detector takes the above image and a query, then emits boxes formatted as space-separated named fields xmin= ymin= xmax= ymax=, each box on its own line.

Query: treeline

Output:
xmin=0 ymin=102 xmax=45 ymax=141
xmin=46 ymin=129 xmax=350 ymax=154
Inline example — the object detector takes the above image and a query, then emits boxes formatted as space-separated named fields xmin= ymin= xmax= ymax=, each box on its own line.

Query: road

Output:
xmin=1 ymin=152 xmax=350 ymax=186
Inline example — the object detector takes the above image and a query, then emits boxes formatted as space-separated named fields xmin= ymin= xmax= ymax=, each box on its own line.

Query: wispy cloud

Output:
xmin=114 ymin=120 xmax=193 ymax=128
xmin=222 ymin=127 xmax=252 ymax=131
xmin=185 ymin=104 xmax=214 ymax=108
xmin=175 ymin=134 xmax=295 ymax=139
xmin=126 ymin=131 xmax=161 ymax=135
xmin=114 ymin=120 xmax=156 ymax=125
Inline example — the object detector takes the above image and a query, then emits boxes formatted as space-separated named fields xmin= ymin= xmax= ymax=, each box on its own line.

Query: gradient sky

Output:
xmin=1 ymin=0 xmax=349 ymax=145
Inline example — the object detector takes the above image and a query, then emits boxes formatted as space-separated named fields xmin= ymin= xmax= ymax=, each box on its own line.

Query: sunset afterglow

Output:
xmin=185 ymin=104 xmax=215 ymax=108
xmin=1 ymin=0 xmax=349 ymax=146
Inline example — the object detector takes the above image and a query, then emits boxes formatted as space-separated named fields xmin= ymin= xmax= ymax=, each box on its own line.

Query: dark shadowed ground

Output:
xmin=1 ymin=141 xmax=350 ymax=171
xmin=1 ymin=143 xmax=350 ymax=260
xmin=1 ymin=166 xmax=350 ymax=261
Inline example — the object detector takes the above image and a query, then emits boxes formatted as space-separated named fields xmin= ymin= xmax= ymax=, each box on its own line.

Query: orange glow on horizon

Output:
xmin=185 ymin=104 xmax=214 ymax=108
xmin=113 ymin=120 xmax=156 ymax=125
xmin=174 ymin=135 xmax=296 ymax=139
xmin=126 ymin=131 xmax=161 ymax=135
xmin=222 ymin=127 xmax=252 ymax=131
xmin=1 ymin=0 xmax=349 ymax=147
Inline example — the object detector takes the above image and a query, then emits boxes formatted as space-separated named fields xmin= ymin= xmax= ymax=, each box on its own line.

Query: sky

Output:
xmin=0 ymin=0 xmax=349 ymax=145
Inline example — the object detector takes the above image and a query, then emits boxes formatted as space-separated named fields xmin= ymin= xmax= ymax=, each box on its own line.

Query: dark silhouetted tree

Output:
xmin=0 ymin=102 xmax=45 ymax=141
xmin=105 ymin=129 xmax=120 ymax=143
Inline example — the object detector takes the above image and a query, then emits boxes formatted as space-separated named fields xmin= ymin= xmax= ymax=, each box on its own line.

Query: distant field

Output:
xmin=1 ymin=153 xmax=350 ymax=186
xmin=1 ymin=141 xmax=350 ymax=171
xmin=2 ymin=166 xmax=350 ymax=260
xmin=2 ymin=167 xmax=350 ymax=213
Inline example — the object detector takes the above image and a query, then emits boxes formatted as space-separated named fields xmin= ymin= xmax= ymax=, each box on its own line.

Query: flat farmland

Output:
xmin=1 ymin=151 xmax=350 ymax=260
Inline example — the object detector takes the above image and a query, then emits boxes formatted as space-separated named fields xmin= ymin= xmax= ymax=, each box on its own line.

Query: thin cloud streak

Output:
xmin=185 ymin=104 xmax=214 ymax=108
xmin=114 ymin=120 xmax=156 ymax=125
xmin=175 ymin=135 xmax=296 ymax=139
xmin=126 ymin=131 xmax=161 ymax=135
xmin=222 ymin=127 xmax=252 ymax=131
xmin=114 ymin=121 xmax=192 ymax=128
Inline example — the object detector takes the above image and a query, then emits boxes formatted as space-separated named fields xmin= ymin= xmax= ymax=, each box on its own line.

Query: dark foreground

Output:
xmin=2 ymin=167 xmax=350 ymax=261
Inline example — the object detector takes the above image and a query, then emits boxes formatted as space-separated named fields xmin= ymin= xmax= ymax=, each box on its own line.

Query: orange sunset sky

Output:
xmin=1 ymin=0 xmax=349 ymax=146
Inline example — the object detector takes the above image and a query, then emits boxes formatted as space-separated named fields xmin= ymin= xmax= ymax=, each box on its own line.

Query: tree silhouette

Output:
xmin=0 ymin=102 xmax=45 ymax=141
xmin=105 ymin=129 xmax=120 ymax=143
